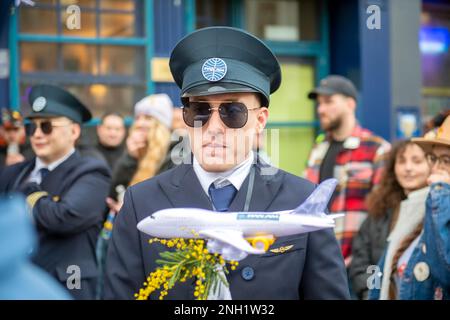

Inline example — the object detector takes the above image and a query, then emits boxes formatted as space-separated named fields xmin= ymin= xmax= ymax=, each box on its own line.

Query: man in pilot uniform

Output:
xmin=0 ymin=84 xmax=111 ymax=300
xmin=104 ymin=27 xmax=349 ymax=300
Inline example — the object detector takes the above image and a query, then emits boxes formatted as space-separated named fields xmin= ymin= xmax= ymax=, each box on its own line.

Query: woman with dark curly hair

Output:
xmin=349 ymin=139 xmax=430 ymax=299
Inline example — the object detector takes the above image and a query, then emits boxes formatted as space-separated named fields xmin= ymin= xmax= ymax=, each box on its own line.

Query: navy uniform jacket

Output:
xmin=104 ymin=160 xmax=350 ymax=300
xmin=0 ymin=151 xmax=111 ymax=299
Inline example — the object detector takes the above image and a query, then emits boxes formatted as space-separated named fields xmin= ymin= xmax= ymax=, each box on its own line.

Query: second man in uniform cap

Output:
xmin=0 ymin=84 xmax=111 ymax=300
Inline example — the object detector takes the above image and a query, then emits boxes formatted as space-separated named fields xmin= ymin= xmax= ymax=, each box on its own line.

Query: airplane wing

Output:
xmin=199 ymin=229 xmax=265 ymax=254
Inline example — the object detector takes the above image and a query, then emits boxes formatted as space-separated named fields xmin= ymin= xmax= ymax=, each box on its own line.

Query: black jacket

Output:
xmin=0 ymin=152 xmax=111 ymax=299
xmin=104 ymin=160 xmax=350 ymax=300
xmin=349 ymin=210 xmax=394 ymax=299
xmin=109 ymin=139 xmax=185 ymax=199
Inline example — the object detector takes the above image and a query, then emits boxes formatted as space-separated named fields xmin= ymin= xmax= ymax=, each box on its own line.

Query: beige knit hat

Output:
xmin=134 ymin=94 xmax=174 ymax=129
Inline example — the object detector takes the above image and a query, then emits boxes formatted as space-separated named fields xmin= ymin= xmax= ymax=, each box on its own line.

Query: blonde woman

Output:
xmin=108 ymin=94 xmax=174 ymax=205
xmin=97 ymin=94 xmax=173 ymax=299
xmin=128 ymin=115 xmax=171 ymax=186
xmin=369 ymin=116 xmax=450 ymax=300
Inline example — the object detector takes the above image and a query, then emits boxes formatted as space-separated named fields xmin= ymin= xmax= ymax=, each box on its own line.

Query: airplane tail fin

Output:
xmin=291 ymin=179 xmax=338 ymax=217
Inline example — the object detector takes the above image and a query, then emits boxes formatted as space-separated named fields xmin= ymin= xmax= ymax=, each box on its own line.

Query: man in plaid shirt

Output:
xmin=304 ymin=75 xmax=390 ymax=267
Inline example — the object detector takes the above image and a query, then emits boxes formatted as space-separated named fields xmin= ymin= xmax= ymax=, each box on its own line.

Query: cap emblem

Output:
xmin=202 ymin=58 xmax=227 ymax=82
xmin=32 ymin=96 xmax=47 ymax=112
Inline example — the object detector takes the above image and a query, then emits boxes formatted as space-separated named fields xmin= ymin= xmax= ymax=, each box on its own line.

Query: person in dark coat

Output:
xmin=0 ymin=84 xmax=111 ymax=300
xmin=95 ymin=112 xmax=126 ymax=170
xmin=109 ymin=94 xmax=174 ymax=199
xmin=104 ymin=27 xmax=349 ymax=300
xmin=349 ymin=140 xmax=430 ymax=299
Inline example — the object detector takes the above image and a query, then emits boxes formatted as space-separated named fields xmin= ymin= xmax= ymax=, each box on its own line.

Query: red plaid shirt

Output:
xmin=304 ymin=125 xmax=390 ymax=261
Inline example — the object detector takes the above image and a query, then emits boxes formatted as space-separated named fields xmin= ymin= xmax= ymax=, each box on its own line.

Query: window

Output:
xmin=193 ymin=0 xmax=325 ymax=176
xmin=196 ymin=0 xmax=231 ymax=28
xmin=267 ymin=58 xmax=317 ymax=175
xmin=18 ymin=0 xmax=146 ymax=117
xmin=245 ymin=0 xmax=320 ymax=41
xmin=19 ymin=0 xmax=143 ymax=37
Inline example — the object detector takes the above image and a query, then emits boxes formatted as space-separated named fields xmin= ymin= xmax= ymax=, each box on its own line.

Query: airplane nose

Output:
xmin=137 ymin=216 xmax=156 ymax=235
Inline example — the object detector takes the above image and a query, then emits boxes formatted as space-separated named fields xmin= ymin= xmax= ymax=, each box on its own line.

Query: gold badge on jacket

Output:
xmin=270 ymin=244 xmax=294 ymax=254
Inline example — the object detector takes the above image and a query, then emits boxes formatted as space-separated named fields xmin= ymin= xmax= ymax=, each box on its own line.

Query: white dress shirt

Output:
xmin=28 ymin=148 xmax=76 ymax=184
xmin=193 ymin=150 xmax=255 ymax=198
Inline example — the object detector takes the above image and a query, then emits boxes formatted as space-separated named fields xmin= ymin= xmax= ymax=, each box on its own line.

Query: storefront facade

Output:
xmin=1 ymin=0 xmax=448 ymax=175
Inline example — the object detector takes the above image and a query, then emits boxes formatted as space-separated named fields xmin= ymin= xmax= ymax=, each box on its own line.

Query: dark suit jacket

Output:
xmin=104 ymin=160 xmax=350 ymax=300
xmin=0 ymin=151 xmax=111 ymax=299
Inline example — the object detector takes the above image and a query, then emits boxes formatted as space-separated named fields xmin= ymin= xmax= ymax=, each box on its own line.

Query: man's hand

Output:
xmin=427 ymin=169 xmax=450 ymax=185
xmin=126 ymin=130 xmax=148 ymax=159
xmin=344 ymin=255 xmax=352 ymax=268
xmin=106 ymin=197 xmax=123 ymax=214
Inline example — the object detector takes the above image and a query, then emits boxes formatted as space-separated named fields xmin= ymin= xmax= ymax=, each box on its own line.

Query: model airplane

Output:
xmin=137 ymin=179 xmax=343 ymax=261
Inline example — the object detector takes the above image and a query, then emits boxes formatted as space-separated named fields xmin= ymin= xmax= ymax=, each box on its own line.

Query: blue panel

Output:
xmin=358 ymin=0 xmax=391 ymax=140
xmin=152 ymin=0 xmax=188 ymax=103
xmin=8 ymin=2 xmax=19 ymax=111
xmin=155 ymin=82 xmax=182 ymax=107
xmin=153 ymin=0 xmax=186 ymax=56
xmin=0 ymin=1 xmax=13 ymax=110
xmin=329 ymin=0 xmax=361 ymax=88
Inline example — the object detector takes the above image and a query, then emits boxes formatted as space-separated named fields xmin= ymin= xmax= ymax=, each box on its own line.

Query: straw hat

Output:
xmin=412 ymin=115 xmax=450 ymax=153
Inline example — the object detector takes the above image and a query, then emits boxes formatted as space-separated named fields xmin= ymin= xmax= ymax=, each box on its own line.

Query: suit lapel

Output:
xmin=40 ymin=152 xmax=79 ymax=193
xmin=11 ymin=160 xmax=36 ymax=190
xmin=158 ymin=164 xmax=213 ymax=210
xmin=228 ymin=162 xmax=284 ymax=212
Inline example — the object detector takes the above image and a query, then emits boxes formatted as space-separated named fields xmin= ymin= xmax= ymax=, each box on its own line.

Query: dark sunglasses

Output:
xmin=25 ymin=120 xmax=72 ymax=136
xmin=181 ymin=101 xmax=259 ymax=129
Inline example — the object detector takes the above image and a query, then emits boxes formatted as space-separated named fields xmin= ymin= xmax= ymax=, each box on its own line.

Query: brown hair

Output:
xmin=388 ymin=221 xmax=423 ymax=299
xmin=365 ymin=140 xmax=416 ymax=219
xmin=129 ymin=117 xmax=171 ymax=186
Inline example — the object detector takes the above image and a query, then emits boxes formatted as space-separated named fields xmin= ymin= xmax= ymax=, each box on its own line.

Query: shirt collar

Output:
xmin=35 ymin=148 xmax=76 ymax=172
xmin=193 ymin=150 xmax=255 ymax=196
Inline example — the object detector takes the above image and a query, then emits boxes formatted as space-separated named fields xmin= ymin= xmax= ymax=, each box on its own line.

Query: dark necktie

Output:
xmin=39 ymin=168 xmax=50 ymax=182
xmin=208 ymin=183 xmax=237 ymax=212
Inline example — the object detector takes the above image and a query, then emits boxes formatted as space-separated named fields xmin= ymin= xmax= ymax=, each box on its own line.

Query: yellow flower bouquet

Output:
xmin=135 ymin=237 xmax=238 ymax=300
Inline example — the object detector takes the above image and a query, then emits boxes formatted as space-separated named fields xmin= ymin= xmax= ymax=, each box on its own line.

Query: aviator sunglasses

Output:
xmin=25 ymin=120 xmax=72 ymax=136
xmin=181 ymin=101 xmax=260 ymax=129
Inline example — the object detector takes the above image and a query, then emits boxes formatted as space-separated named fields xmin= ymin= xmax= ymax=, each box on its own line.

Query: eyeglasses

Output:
xmin=25 ymin=120 xmax=72 ymax=136
xmin=426 ymin=153 xmax=450 ymax=168
xmin=181 ymin=101 xmax=260 ymax=129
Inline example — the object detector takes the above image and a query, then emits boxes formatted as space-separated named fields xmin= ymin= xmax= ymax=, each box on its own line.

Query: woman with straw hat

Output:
xmin=369 ymin=115 xmax=450 ymax=300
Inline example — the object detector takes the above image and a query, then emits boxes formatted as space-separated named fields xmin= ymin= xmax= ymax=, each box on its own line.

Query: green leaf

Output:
xmin=168 ymin=265 xmax=182 ymax=289
xmin=217 ymin=271 xmax=229 ymax=288
xmin=155 ymin=259 xmax=179 ymax=266
xmin=159 ymin=251 xmax=180 ymax=261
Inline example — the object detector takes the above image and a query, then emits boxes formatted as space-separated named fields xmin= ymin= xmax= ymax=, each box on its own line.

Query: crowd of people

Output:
xmin=0 ymin=26 xmax=449 ymax=300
